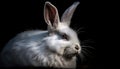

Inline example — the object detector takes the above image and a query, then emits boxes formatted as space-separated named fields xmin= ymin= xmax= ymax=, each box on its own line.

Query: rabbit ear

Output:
xmin=44 ymin=1 xmax=60 ymax=29
xmin=61 ymin=2 xmax=80 ymax=26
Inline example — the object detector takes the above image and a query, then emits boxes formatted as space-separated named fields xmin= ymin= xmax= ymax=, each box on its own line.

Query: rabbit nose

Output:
xmin=75 ymin=44 xmax=79 ymax=50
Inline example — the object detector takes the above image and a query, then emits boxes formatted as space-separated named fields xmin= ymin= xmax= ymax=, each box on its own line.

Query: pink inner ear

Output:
xmin=46 ymin=3 xmax=56 ymax=25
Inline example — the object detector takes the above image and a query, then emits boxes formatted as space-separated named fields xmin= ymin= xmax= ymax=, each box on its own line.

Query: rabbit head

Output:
xmin=44 ymin=2 xmax=81 ymax=59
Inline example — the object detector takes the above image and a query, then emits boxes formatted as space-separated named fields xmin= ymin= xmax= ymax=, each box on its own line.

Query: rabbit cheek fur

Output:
xmin=0 ymin=1 xmax=81 ymax=68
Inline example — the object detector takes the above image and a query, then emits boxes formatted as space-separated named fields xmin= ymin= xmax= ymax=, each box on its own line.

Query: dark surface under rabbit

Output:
xmin=0 ymin=1 xmax=81 ymax=68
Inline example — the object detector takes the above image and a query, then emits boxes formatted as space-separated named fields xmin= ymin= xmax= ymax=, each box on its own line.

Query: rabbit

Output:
xmin=0 ymin=1 xmax=81 ymax=68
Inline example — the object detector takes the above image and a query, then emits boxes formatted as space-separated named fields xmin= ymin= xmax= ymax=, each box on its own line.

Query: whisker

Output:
xmin=82 ymin=48 xmax=95 ymax=57
xmin=72 ymin=23 xmax=80 ymax=30
xmin=81 ymin=49 xmax=89 ymax=57
xmin=79 ymin=49 xmax=96 ymax=64
xmin=80 ymin=50 xmax=91 ymax=62
xmin=77 ymin=27 xmax=85 ymax=34
xmin=82 ymin=39 xmax=95 ymax=44
xmin=72 ymin=24 xmax=85 ymax=34
xmin=78 ymin=31 xmax=86 ymax=35
xmin=82 ymin=46 xmax=96 ymax=50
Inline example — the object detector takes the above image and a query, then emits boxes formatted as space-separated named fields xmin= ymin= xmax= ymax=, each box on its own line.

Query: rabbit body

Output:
xmin=0 ymin=1 xmax=80 ymax=68
xmin=1 ymin=30 xmax=76 ymax=68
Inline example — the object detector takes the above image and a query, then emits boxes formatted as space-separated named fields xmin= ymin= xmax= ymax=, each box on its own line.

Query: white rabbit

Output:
xmin=0 ymin=1 xmax=81 ymax=68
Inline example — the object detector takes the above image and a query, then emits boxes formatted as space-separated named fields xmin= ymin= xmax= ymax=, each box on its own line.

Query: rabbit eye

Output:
xmin=61 ymin=33 xmax=69 ymax=40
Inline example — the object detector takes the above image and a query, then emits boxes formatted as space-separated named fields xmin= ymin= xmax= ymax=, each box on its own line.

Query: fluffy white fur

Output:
xmin=0 ymin=1 xmax=80 ymax=68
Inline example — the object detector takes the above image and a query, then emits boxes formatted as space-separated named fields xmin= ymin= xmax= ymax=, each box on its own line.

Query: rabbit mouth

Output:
xmin=63 ymin=53 xmax=78 ymax=59
xmin=63 ymin=47 xmax=79 ymax=59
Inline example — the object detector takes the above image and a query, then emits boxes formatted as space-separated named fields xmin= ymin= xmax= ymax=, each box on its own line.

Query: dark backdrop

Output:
xmin=0 ymin=0 xmax=97 ymax=69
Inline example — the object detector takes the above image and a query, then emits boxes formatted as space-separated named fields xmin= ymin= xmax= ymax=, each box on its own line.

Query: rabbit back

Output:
xmin=0 ymin=30 xmax=76 ymax=68
xmin=0 ymin=30 xmax=48 ymax=66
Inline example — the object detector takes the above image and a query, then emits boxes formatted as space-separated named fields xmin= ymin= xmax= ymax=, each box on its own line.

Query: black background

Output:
xmin=0 ymin=0 xmax=98 ymax=69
